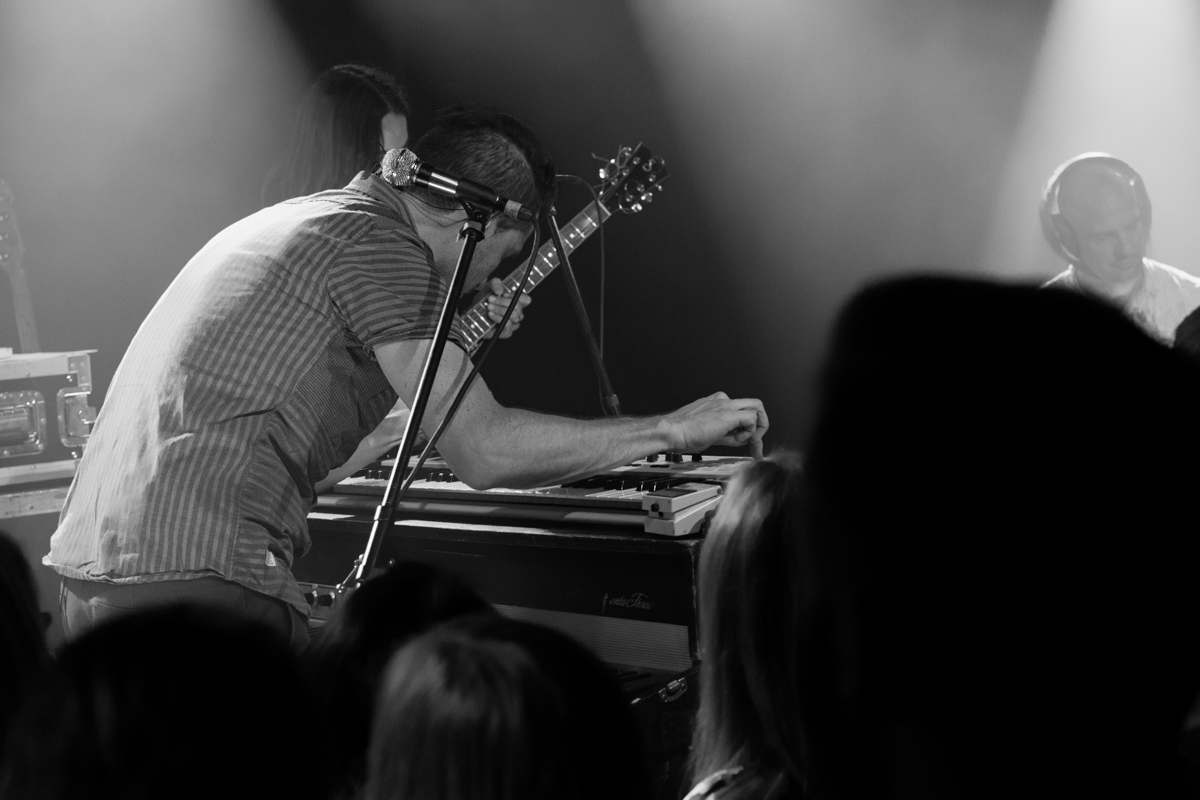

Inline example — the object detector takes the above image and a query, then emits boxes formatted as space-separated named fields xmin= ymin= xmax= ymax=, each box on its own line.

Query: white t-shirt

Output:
xmin=1043 ymin=258 xmax=1200 ymax=344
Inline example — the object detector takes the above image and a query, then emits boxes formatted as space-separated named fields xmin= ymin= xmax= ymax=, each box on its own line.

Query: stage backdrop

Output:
xmin=5 ymin=0 xmax=1148 ymax=453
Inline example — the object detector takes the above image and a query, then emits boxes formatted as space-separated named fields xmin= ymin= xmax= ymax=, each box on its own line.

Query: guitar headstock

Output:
xmin=596 ymin=143 xmax=669 ymax=214
xmin=0 ymin=180 xmax=25 ymax=279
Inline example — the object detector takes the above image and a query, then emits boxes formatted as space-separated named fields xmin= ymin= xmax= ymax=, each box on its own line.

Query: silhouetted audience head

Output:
xmin=1174 ymin=304 xmax=1200 ymax=363
xmin=687 ymin=453 xmax=807 ymax=800
xmin=304 ymin=561 xmax=494 ymax=798
xmin=263 ymin=63 xmax=410 ymax=204
xmin=0 ymin=604 xmax=321 ymax=800
xmin=800 ymin=275 xmax=1200 ymax=800
xmin=0 ymin=531 xmax=48 ymax=763
xmin=366 ymin=615 xmax=653 ymax=800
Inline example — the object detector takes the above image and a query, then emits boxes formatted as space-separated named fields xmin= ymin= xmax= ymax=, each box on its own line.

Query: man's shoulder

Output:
xmin=337 ymin=172 xmax=417 ymax=229
xmin=1135 ymin=259 xmax=1200 ymax=342
xmin=1041 ymin=267 xmax=1077 ymax=290
xmin=255 ymin=192 xmax=385 ymax=245
xmin=1145 ymin=258 xmax=1200 ymax=289
xmin=270 ymin=174 xmax=414 ymax=238
xmin=258 ymin=191 xmax=426 ymax=275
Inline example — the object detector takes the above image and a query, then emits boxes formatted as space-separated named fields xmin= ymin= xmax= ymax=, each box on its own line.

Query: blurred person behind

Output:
xmin=263 ymin=63 xmax=410 ymax=205
xmin=304 ymin=561 xmax=495 ymax=799
xmin=685 ymin=454 xmax=807 ymax=800
xmin=1040 ymin=153 xmax=1200 ymax=343
xmin=0 ymin=605 xmax=325 ymax=800
xmin=365 ymin=615 xmax=653 ymax=800
xmin=0 ymin=531 xmax=49 ymax=763
xmin=1173 ymin=305 xmax=1200 ymax=363
xmin=798 ymin=275 xmax=1200 ymax=800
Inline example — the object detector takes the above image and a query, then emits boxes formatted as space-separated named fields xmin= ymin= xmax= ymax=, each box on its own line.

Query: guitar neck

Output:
xmin=458 ymin=200 xmax=612 ymax=353
xmin=7 ymin=265 xmax=40 ymax=353
xmin=0 ymin=179 xmax=40 ymax=353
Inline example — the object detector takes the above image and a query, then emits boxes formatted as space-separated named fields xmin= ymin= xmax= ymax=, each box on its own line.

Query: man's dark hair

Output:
xmin=304 ymin=561 xmax=495 ymax=799
xmin=0 ymin=605 xmax=323 ymax=800
xmin=800 ymin=275 xmax=1200 ymax=800
xmin=409 ymin=106 xmax=556 ymax=226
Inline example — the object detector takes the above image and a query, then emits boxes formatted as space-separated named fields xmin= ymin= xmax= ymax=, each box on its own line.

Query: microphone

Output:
xmin=380 ymin=148 xmax=535 ymax=222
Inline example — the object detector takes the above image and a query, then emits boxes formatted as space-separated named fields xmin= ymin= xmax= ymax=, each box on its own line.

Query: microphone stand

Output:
xmin=353 ymin=200 xmax=491 ymax=585
xmin=545 ymin=206 xmax=621 ymax=417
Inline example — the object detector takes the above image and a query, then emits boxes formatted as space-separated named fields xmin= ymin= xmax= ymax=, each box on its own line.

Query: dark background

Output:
xmin=5 ymin=0 xmax=1197 ymax=452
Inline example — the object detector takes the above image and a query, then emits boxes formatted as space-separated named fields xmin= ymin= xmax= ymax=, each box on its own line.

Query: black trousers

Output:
xmin=60 ymin=575 xmax=310 ymax=651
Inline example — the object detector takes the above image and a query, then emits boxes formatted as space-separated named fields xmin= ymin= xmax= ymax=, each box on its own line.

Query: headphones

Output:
xmin=1039 ymin=152 xmax=1151 ymax=263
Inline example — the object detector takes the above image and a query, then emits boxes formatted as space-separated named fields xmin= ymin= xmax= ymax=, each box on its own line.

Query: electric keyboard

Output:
xmin=330 ymin=453 xmax=749 ymax=536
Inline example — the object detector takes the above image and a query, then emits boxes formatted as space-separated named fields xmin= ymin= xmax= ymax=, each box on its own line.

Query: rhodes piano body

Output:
xmin=299 ymin=453 xmax=748 ymax=674
xmin=299 ymin=453 xmax=749 ymax=797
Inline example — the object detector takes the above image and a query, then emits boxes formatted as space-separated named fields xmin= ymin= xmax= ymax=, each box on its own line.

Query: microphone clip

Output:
xmin=457 ymin=200 xmax=491 ymax=240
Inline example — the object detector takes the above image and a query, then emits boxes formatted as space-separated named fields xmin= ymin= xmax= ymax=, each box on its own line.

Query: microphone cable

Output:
xmin=555 ymin=174 xmax=609 ymax=413
xmin=555 ymin=174 xmax=607 ymax=359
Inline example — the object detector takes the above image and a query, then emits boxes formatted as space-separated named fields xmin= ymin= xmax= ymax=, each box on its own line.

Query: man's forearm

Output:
xmin=313 ymin=431 xmax=395 ymax=494
xmin=314 ymin=442 xmax=378 ymax=494
xmin=314 ymin=402 xmax=414 ymax=494
xmin=442 ymin=408 xmax=677 ymax=490
xmin=373 ymin=340 xmax=765 ymax=492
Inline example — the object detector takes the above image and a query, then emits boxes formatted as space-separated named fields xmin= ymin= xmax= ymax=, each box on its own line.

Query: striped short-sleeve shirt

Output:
xmin=45 ymin=173 xmax=464 ymax=615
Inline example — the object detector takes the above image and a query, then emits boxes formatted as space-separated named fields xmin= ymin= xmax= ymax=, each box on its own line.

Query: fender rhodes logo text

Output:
xmin=601 ymin=591 xmax=653 ymax=614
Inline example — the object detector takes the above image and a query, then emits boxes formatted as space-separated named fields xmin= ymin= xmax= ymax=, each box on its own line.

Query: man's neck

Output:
xmin=1073 ymin=261 xmax=1146 ymax=305
xmin=397 ymin=193 xmax=465 ymax=284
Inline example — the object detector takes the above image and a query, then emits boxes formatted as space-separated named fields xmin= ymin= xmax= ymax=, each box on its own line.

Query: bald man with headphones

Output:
xmin=1041 ymin=152 xmax=1200 ymax=343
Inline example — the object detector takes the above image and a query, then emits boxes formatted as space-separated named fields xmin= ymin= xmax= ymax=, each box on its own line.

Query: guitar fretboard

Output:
xmin=459 ymin=201 xmax=612 ymax=353
xmin=0 ymin=180 xmax=40 ymax=353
